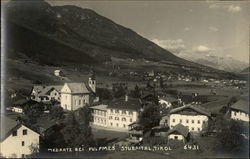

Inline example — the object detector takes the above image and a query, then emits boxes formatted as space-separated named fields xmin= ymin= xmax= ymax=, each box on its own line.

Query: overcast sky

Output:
xmin=47 ymin=0 xmax=249 ymax=63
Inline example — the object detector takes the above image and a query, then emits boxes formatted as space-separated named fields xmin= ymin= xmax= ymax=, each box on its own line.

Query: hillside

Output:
xmin=3 ymin=0 xmax=239 ymax=91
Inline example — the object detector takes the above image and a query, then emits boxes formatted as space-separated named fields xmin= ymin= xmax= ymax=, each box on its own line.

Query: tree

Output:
xmin=62 ymin=110 xmax=93 ymax=148
xmin=214 ymin=117 xmax=248 ymax=155
xmin=50 ymin=106 xmax=65 ymax=120
xmin=130 ymin=85 xmax=140 ymax=98
xmin=23 ymin=103 xmax=44 ymax=125
xmin=138 ymin=103 xmax=161 ymax=132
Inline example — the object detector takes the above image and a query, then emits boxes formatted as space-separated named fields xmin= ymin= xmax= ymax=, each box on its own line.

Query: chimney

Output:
xmin=125 ymin=94 xmax=128 ymax=102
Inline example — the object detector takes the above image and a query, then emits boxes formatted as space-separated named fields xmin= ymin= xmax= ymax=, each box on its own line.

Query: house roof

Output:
xmin=231 ymin=99 xmax=249 ymax=113
xmin=159 ymin=96 xmax=178 ymax=103
xmin=170 ymin=105 xmax=211 ymax=117
xmin=167 ymin=123 xmax=189 ymax=137
xmin=90 ymin=104 xmax=108 ymax=111
xmin=0 ymin=116 xmax=21 ymax=141
xmin=33 ymin=85 xmax=62 ymax=96
xmin=13 ymin=99 xmax=37 ymax=107
xmin=65 ymin=83 xmax=92 ymax=94
xmin=108 ymin=97 xmax=142 ymax=111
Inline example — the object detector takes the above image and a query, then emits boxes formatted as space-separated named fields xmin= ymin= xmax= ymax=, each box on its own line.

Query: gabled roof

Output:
xmin=1 ymin=116 xmax=21 ymax=141
xmin=65 ymin=83 xmax=92 ymax=94
xmin=90 ymin=104 xmax=108 ymax=111
xmin=167 ymin=123 xmax=189 ymax=137
xmin=108 ymin=97 xmax=142 ymax=111
xmin=170 ymin=105 xmax=211 ymax=117
xmin=32 ymin=85 xmax=62 ymax=96
xmin=231 ymin=99 xmax=249 ymax=113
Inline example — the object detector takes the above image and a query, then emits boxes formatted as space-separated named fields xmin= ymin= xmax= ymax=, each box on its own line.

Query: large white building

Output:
xmin=230 ymin=99 xmax=249 ymax=122
xmin=91 ymin=96 xmax=142 ymax=131
xmin=60 ymin=75 xmax=97 ymax=111
xmin=169 ymin=105 xmax=212 ymax=133
xmin=0 ymin=117 xmax=40 ymax=158
xmin=91 ymin=104 xmax=108 ymax=127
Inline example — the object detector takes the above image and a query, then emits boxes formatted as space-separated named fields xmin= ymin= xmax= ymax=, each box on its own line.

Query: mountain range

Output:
xmin=4 ymin=0 xmax=238 ymax=82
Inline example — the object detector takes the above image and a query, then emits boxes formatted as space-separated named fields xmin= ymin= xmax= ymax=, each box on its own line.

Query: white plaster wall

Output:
xmin=0 ymin=125 xmax=39 ymax=158
xmin=231 ymin=110 xmax=249 ymax=122
xmin=169 ymin=114 xmax=208 ymax=132
xmin=106 ymin=109 xmax=138 ymax=131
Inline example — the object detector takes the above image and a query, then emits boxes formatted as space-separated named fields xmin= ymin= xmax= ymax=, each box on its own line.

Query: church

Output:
xmin=60 ymin=74 xmax=97 ymax=111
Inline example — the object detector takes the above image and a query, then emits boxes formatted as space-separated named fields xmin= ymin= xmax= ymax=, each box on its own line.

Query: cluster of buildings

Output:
xmin=2 ymin=72 xmax=249 ymax=158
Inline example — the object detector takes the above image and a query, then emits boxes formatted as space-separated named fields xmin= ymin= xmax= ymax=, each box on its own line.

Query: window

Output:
xmin=234 ymin=112 xmax=236 ymax=116
xmin=129 ymin=111 xmax=133 ymax=115
xmin=22 ymin=154 xmax=25 ymax=158
xmin=180 ymin=119 xmax=182 ymax=123
xmin=122 ymin=110 xmax=126 ymax=114
xmin=122 ymin=118 xmax=126 ymax=121
xmin=172 ymin=119 xmax=175 ymax=122
xmin=79 ymin=100 xmax=81 ymax=105
xmin=55 ymin=93 xmax=57 ymax=96
xmin=198 ymin=128 xmax=200 ymax=131
xmin=191 ymin=127 xmax=194 ymax=131
xmin=115 ymin=110 xmax=119 ymax=114
xmin=21 ymin=141 xmax=25 ymax=146
xmin=12 ymin=131 xmax=17 ymax=136
xmin=83 ymin=99 xmax=86 ymax=104
xmin=130 ymin=118 xmax=132 ymax=122
xmin=123 ymin=124 xmax=126 ymax=128
xmin=192 ymin=120 xmax=194 ymax=123
xmin=115 ymin=117 xmax=119 ymax=120
xmin=197 ymin=120 xmax=200 ymax=124
xmin=75 ymin=100 xmax=77 ymax=106
xmin=111 ymin=109 xmax=113 ymax=113
xmin=104 ymin=112 xmax=106 ymax=117
xmin=186 ymin=119 xmax=189 ymax=123
xmin=174 ymin=136 xmax=178 ymax=139
xmin=109 ymin=116 xmax=113 ymax=120
xmin=116 ymin=123 xmax=119 ymax=127
xmin=23 ymin=129 xmax=27 ymax=135
xmin=110 ymin=122 xmax=113 ymax=126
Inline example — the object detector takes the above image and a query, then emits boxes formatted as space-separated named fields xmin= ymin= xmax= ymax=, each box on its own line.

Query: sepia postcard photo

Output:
xmin=0 ymin=0 xmax=249 ymax=158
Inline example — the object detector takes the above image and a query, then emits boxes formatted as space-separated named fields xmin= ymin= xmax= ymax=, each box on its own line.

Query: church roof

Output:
xmin=66 ymin=82 xmax=92 ymax=94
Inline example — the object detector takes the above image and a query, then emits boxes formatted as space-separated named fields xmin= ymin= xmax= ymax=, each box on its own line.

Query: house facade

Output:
xmin=230 ymin=99 xmax=249 ymax=122
xmin=60 ymin=74 xmax=97 ymax=111
xmin=30 ymin=85 xmax=62 ymax=103
xmin=90 ymin=96 xmax=142 ymax=131
xmin=0 ymin=117 xmax=40 ymax=158
xmin=167 ymin=123 xmax=189 ymax=143
xmin=169 ymin=105 xmax=211 ymax=132
xmin=91 ymin=104 xmax=108 ymax=127
xmin=106 ymin=96 xmax=142 ymax=131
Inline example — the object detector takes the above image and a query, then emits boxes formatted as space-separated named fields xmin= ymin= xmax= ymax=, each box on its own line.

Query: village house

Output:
xmin=30 ymin=85 xmax=62 ymax=103
xmin=60 ymin=74 xmax=97 ymax=111
xmin=54 ymin=70 xmax=63 ymax=76
xmin=167 ymin=123 xmax=190 ymax=143
xmin=169 ymin=105 xmax=212 ymax=133
xmin=0 ymin=116 xmax=40 ymax=158
xmin=106 ymin=95 xmax=142 ymax=131
xmin=159 ymin=96 xmax=178 ymax=108
xmin=11 ymin=99 xmax=37 ymax=113
xmin=230 ymin=99 xmax=249 ymax=122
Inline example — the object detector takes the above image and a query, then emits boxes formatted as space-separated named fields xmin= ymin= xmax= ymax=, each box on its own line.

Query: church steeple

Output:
xmin=88 ymin=71 xmax=96 ymax=93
